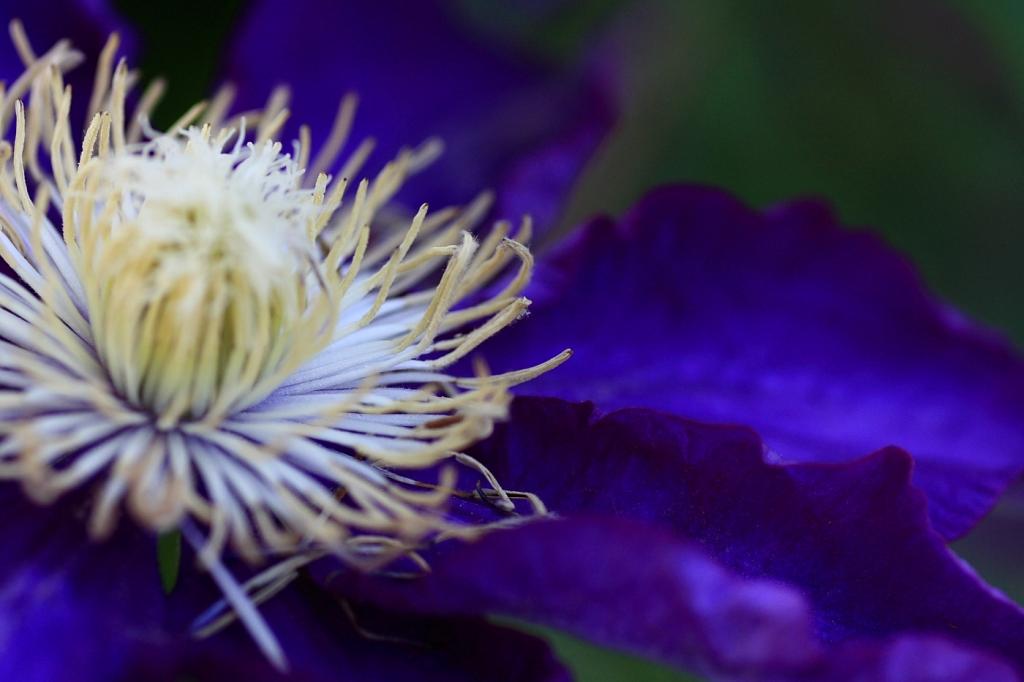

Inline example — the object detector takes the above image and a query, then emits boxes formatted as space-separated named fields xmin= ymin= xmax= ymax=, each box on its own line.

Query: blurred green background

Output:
xmin=114 ymin=1 xmax=1024 ymax=679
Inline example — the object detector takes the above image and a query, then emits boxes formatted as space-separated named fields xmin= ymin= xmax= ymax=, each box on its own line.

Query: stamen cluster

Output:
xmin=0 ymin=23 xmax=565 ymax=664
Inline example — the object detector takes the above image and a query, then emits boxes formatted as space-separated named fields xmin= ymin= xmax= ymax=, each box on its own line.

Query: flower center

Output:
xmin=0 ymin=23 xmax=569 ymax=670
xmin=74 ymin=128 xmax=332 ymax=428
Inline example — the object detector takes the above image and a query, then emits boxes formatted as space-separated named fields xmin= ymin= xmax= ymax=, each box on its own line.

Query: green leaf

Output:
xmin=157 ymin=529 xmax=182 ymax=594
xmin=496 ymin=618 xmax=705 ymax=682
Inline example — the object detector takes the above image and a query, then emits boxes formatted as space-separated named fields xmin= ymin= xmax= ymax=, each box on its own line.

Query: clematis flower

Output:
xmin=0 ymin=16 xmax=573 ymax=679
xmin=3 ymin=4 xmax=1024 ymax=682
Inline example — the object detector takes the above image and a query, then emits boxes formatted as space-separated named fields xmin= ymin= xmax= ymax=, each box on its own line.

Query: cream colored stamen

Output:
xmin=0 ymin=24 xmax=568 ymax=670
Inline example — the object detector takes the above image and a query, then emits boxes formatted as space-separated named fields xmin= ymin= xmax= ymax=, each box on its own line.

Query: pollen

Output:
xmin=0 ymin=23 xmax=567 ymax=668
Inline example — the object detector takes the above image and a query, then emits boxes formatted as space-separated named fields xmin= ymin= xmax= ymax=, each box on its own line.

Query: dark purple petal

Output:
xmin=0 ymin=1 xmax=135 ymax=80
xmin=0 ymin=486 xmax=168 ymax=682
xmin=128 ymin=590 xmax=572 ymax=682
xmin=0 ymin=1 xmax=136 ymax=132
xmin=224 ymin=0 xmax=611 ymax=233
xmin=485 ymin=185 xmax=1024 ymax=538
xmin=323 ymin=515 xmax=826 ymax=678
xmin=823 ymin=635 xmax=1017 ymax=682
xmin=318 ymin=399 xmax=1024 ymax=679
xmin=0 ymin=483 xmax=569 ymax=681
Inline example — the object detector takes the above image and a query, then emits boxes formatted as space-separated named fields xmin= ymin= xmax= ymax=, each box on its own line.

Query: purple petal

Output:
xmin=319 ymin=399 xmax=1024 ymax=679
xmin=224 ymin=0 xmax=611 ymax=233
xmin=0 ymin=2 xmax=134 ymax=77
xmin=0 ymin=484 xmax=570 ymax=681
xmin=130 ymin=595 xmax=572 ymax=682
xmin=0 ymin=486 xmax=168 ymax=682
xmin=0 ymin=2 xmax=136 ymax=128
xmin=485 ymin=185 xmax=1024 ymax=538
xmin=325 ymin=515 xmax=827 ymax=677
xmin=824 ymin=635 xmax=1017 ymax=682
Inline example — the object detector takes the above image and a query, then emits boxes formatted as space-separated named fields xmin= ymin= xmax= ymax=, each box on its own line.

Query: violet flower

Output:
xmin=1 ymin=2 xmax=1023 ymax=681
xmin=0 ymin=5 xmax=580 ymax=679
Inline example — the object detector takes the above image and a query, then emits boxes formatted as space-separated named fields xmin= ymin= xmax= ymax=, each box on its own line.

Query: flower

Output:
xmin=3 ymin=4 xmax=1024 ymax=681
xmin=0 ymin=19 xmax=569 ymax=675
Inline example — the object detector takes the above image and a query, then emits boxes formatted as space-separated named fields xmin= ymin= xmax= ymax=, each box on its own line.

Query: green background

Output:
xmin=115 ymin=1 xmax=1024 ymax=679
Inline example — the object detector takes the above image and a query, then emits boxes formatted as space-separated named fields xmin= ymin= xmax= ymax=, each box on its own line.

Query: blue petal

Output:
xmin=0 ymin=484 xmax=571 ymax=680
xmin=316 ymin=398 xmax=1024 ymax=679
xmin=223 ymin=0 xmax=612 ymax=234
xmin=484 ymin=185 xmax=1024 ymax=538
